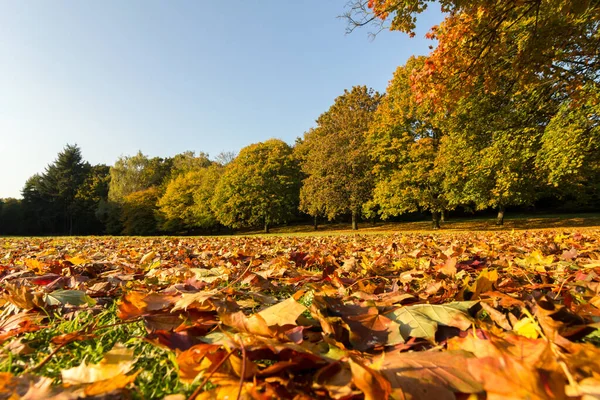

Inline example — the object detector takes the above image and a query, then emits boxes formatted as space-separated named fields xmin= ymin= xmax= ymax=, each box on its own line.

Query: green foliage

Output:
xmin=170 ymin=151 xmax=212 ymax=176
xmin=121 ymin=187 xmax=160 ymax=236
xmin=212 ymin=139 xmax=300 ymax=232
xmin=108 ymin=151 xmax=172 ymax=203
xmin=437 ymin=85 xmax=547 ymax=215
xmin=298 ymin=86 xmax=381 ymax=229
xmin=366 ymin=58 xmax=446 ymax=225
xmin=537 ymin=85 xmax=600 ymax=193
xmin=157 ymin=166 xmax=223 ymax=232
xmin=20 ymin=145 xmax=93 ymax=235
xmin=0 ymin=198 xmax=24 ymax=235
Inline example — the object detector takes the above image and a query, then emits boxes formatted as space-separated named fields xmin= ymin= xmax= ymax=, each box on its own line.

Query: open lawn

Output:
xmin=1 ymin=227 xmax=600 ymax=398
xmin=242 ymin=212 xmax=600 ymax=235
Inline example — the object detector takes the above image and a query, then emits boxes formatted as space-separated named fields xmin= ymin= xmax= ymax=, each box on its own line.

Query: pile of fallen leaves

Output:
xmin=1 ymin=230 xmax=600 ymax=399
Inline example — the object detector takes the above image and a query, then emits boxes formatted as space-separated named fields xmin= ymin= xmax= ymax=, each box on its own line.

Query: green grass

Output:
xmin=0 ymin=303 xmax=193 ymax=399
xmin=237 ymin=212 xmax=600 ymax=237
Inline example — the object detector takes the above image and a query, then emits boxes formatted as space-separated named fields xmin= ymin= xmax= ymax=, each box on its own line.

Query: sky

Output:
xmin=0 ymin=1 xmax=443 ymax=199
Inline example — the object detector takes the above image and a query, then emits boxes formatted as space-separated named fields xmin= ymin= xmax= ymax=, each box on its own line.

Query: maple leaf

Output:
xmin=257 ymin=296 xmax=306 ymax=327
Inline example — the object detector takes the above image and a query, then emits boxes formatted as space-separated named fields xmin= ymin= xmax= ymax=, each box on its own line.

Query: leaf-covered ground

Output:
xmin=1 ymin=230 xmax=600 ymax=399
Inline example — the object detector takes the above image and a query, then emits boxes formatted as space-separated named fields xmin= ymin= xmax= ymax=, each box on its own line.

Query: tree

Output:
xmin=21 ymin=174 xmax=51 ymax=234
xmin=366 ymin=57 xmax=447 ymax=229
xmin=212 ymin=139 xmax=300 ymax=233
xmin=344 ymin=1 xmax=600 ymax=107
xmin=170 ymin=151 xmax=212 ymax=176
xmin=297 ymin=86 xmax=382 ymax=230
xmin=436 ymin=81 xmax=550 ymax=225
xmin=37 ymin=144 xmax=90 ymax=234
xmin=74 ymin=164 xmax=111 ymax=234
xmin=0 ymin=198 xmax=24 ymax=235
xmin=214 ymin=151 xmax=237 ymax=166
xmin=108 ymin=151 xmax=172 ymax=202
xmin=536 ymin=84 xmax=600 ymax=208
xmin=120 ymin=187 xmax=160 ymax=236
xmin=157 ymin=165 xmax=223 ymax=233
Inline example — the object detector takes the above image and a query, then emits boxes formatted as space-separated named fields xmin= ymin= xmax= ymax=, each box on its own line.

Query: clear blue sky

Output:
xmin=0 ymin=1 xmax=443 ymax=199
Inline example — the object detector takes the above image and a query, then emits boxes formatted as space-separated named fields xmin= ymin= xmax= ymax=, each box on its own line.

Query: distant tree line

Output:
xmin=2 ymin=0 xmax=599 ymax=235
xmin=0 ymin=81 xmax=598 ymax=236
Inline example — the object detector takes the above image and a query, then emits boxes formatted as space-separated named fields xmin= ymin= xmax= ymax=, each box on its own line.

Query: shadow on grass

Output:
xmin=240 ymin=213 xmax=600 ymax=236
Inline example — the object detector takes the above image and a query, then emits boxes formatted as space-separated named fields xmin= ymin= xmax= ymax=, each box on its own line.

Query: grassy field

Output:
xmin=241 ymin=212 xmax=600 ymax=236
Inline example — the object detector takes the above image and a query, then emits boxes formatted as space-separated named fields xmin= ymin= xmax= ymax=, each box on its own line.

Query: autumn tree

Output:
xmin=344 ymin=1 xmax=600 ymax=107
xmin=157 ymin=165 xmax=223 ymax=233
xmin=170 ymin=151 xmax=212 ymax=176
xmin=366 ymin=57 xmax=447 ymax=229
xmin=298 ymin=86 xmax=382 ymax=230
xmin=212 ymin=139 xmax=300 ymax=233
xmin=437 ymin=81 xmax=553 ymax=224
xmin=108 ymin=151 xmax=172 ymax=202
xmin=120 ymin=187 xmax=160 ymax=236
xmin=536 ymin=84 xmax=600 ymax=208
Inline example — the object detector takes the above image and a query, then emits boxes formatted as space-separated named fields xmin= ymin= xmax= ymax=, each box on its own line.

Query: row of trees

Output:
xmin=1 ymin=0 xmax=598 ymax=235
xmin=1 ymin=73 xmax=598 ymax=236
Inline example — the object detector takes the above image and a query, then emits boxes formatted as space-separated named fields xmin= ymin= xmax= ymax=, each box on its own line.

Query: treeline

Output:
xmin=1 ymin=73 xmax=598 ymax=236
xmin=2 ymin=0 xmax=599 ymax=235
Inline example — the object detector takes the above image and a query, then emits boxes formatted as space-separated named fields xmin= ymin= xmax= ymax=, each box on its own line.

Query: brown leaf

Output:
xmin=349 ymin=358 xmax=391 ymax=400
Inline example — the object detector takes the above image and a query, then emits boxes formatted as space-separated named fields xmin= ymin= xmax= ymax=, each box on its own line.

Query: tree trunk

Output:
xmin=351 ymin=212 xmax=358 ymax=230
xmin=432 ymin=211 xmax=441 ymax=230
xmin=313 ymin=215 xmax=318 ymax=231
xmin=440 ymin=210 xmax=447 ymax=223
xmin=496 ymin=205 xmax=505 ymax=226
xmin=264 ymin=218 xmax=270 ymax=234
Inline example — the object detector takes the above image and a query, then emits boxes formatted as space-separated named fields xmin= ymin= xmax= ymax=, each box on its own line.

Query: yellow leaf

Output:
xmin=84 ymin=370 xmax=140 ymax=396
xmin=67 ymin=256 xmax=88 ymax=266
xmin=61 ymin=343 xmax=135 ymax=384
xmin=257 ymin=296 xmax=306 ymax=326
xmin=513 ymin=317 xmax=539 ymax=339
xmin=140 ymin=251 xmax=156 ymax=265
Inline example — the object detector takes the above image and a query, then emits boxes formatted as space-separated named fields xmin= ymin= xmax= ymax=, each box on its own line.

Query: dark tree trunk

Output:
xmin=432 ymin=211 xmax=441 ymax=230
xmin=496 ymin=205 xmax=505 ymax=226
xmin=264 ymin=219 xmax=270 ymax=234
xmin=313 ymin=215 xmax=318 ymax=231
xmin=352 ymin=212 xmax=358 ymax=230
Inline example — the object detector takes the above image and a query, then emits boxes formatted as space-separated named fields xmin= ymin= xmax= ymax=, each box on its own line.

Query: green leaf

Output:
xmin=385 ymin=301 xmax=476 ymax=341
xmin=44 ymin=290 xmax=96 ymax=307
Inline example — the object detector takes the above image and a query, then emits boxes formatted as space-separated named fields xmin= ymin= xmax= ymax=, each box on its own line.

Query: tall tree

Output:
xmin=298 ymin=86 xmax=381 ymax=230
xmin=212 ymin=139 xmax=300 ymax=233
xmin=366 ymin=57 xmax=447 ymax=229
xmin=74 ymin=164 xmax=111 ymax=234
xmin=39 ymin=144 xmax=90 ymax=234
xmin=437 ymin=82 xmax=550 ymax=224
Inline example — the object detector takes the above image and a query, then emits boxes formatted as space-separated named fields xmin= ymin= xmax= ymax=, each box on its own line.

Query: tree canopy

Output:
xmin=297 ymin=86 xmax=382 ymax=230
xmin=212 ymin=139 xmax=301 ymax=233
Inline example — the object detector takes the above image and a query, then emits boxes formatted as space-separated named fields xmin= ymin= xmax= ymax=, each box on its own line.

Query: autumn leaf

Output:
xmin=61 ymin=343 xmax=137 ymax=395
xmin=44 ymin=290 xmax=96 ymax=307
xmin=257 ymin=296 xmax=306 ymax=327
xmin=349 ymin=358 xmax=391 ymax=400
xmin=385 ymin=302 xmax=475 ymax=341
